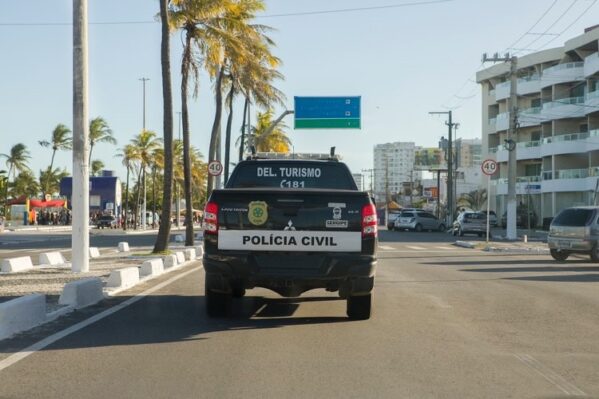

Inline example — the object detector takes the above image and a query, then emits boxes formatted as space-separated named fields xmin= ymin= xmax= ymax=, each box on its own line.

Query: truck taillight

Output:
xmin=203 ymin=202 xmax=218 ymax=234
xmin=361 ymin=204 xmax=377 ymax=238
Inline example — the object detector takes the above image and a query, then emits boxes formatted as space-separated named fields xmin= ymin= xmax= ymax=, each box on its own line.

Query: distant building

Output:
xmin=60 ymin=170 xmax=122 ymax=215
xmin=373 ymin=142 xmax=421 ymax=204
xmin=477 ymin=26 xmax=599 ymax=223
xmin=455 ymin=138 xmax=482 ymax=168
xmin=352 ymin=173 xmax=364 ymax=191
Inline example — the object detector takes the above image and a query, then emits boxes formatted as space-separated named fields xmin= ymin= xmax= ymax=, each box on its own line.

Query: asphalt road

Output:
xmin=1 ymin=231 xmax=598 ymax=398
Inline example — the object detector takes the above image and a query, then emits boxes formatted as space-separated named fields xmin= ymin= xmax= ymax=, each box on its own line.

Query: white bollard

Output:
xmin=183 ymin=248 xmax=196 ymax=261
xmin=1 ymin=256 xmax=34 ymax=273
xmin=89 ymin=247 xmax=101 ymax=258
xmin=39 ymin=252 xmax=66 ymax=266
xmin=107 ymin=267 xmax=140 ymax=289
xmin=140 ymin=258 xmax=164 ymax=277
xmin=523 ymin=235 xmax=528 ymax=243
xmin=175 ymin=251 xmax=186 ymax=264
xmin=59 ymin=278 xmax=103 ymax=308
xmin=118 ymin=242 xmax=130 ymax=252
xmin=194 ymin=245 xmax=204 ymax=258
xmin=163 ymin=254 xmax=178 ymax=268
xmin=0 ymin=294 xmax=46 ymax=340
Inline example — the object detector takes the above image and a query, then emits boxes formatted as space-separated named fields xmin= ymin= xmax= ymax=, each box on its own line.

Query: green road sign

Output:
xmin=294 ymin=96 xmax=361 ymax=129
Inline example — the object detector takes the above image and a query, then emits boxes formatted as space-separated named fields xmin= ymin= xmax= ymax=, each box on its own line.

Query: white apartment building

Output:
xmin=352 ymin=173 xmax=364 ymax=191
xmin=373 ymin=142 xmax=421 ymax=204
xmin=477 ymin=26 xmax=599 ymax=225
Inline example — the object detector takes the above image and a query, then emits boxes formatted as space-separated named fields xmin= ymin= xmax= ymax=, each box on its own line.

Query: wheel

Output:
xmin=438 ymin=224 xmax=446 ymax=232
xmin=346 ymin=293 xmax=372 ymax=320
xmin=414 ymin=223 xmax=423 ymax=232
xmin=550 ymin=249 xmax=569 ymax=262
xmin=205 ymin=275 xmax=231 ymax=317
xmin=232 ymin=286 xmax=246 ymax=298
xmin=590 ymin=245 xmax=599 ymax=262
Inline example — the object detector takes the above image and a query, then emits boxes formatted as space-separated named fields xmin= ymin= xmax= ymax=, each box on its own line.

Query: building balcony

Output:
xmin=495 ymin=140 xmax=540 ymax=162
xmin=488 ymin=89 xmax=496 ymax=102
xmin=487 ymin=117 xmax=497 ymax=133
xmin=517 ymin=75 xmax=541 ymax=96
xmin=518 ymin=106 xmax=543 ymax=126
xmin=584 ymin=52 xmax=599 ymax=77
xmin=540 ymin=129 xmax=599 ymax=156
xmin=495 ymin=81 xmax=510 ymax=101
xmin=541 ymin=96 xmax=586 ymax=120
xmin=585 ymin=90 xmax=599 ymax=115
xmin=541 ymin=167 xmax=599 ymax=193
xmin=496 ymin=112 xmax=509 ymax=131
xmin=541 ymin=62 xmax=585 ymax=88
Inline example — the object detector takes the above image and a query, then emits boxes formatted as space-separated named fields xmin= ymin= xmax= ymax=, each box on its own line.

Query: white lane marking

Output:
xmin=378 ymin=245 xmax=395 ymax=250
xmin=514 ymin=354 xmax=586 ymax=396
xmin=377 ymin=250 xmax=470 ymax=254
xmin=0 ymin=265 xmax=202 ymax=372
xmin=434 ymin=246 xmax=456 ymax=250
xmin=427 ymin=295 xmax=452 ymax=309
xmin=405 ymin=246 xmax=425 ymax=250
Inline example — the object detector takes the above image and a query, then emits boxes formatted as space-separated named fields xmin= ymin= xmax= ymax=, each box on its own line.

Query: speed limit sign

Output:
xmin=208 ymin=160 xmax=223 ymax=177
xmin=481 ymin=159 xmax=498 ymax=176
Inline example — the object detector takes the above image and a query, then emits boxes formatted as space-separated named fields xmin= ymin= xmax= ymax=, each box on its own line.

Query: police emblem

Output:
xmin=248 ymin=201 xmax=268 ymax=226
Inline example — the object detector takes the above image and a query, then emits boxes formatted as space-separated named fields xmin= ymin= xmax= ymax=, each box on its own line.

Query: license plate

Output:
xmin=557 ymin=240 xmax=571 ymax=248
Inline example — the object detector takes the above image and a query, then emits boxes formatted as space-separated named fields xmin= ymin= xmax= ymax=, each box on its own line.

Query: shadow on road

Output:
xmin=504 ymin=274 xmax=599 ymax=283
xmin=460 ymin=265 xmax=599 ymax=273
xmin=0 ymin=293 xmax=349 ymax=355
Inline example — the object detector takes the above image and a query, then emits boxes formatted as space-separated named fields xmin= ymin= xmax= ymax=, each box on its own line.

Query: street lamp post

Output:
xmin=139 ymin=77 xmax=149 ymax=230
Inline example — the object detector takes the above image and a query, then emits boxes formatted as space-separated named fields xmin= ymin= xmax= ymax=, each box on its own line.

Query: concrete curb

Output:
xmin=0 ymin=294 xmax=46 ymax=341
xmin=454 ymin=241 xmax=476 ymax=249
xmin=183 ymin=248 xmax=196 ymax=261
xmin=163 ymin=254 xmax=178 ymax=268
xmin=175 ymin=251 xmax=186 ymax=264
xmin=1 ymin=256 xmax=34 ymax=273
xmin=483 ymin=246 xmax=549 ymax=254
xmin=59 ymin=278 xmax=104 ymax=308
xmin=89 ymin=247 xmax=101 ymax=258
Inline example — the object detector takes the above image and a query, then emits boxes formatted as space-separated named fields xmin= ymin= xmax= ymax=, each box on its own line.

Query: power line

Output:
xmin=536 ymin=0 xmax=597 ymax=50
xmin=0 ymin=0 xmax=454 ymax=26
xmin=504 ymin=0 xmax=559 ymax=51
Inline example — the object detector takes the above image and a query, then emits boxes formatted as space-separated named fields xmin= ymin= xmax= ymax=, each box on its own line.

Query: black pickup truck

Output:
xmin=202 ymin=156 xmax=377 ymax=319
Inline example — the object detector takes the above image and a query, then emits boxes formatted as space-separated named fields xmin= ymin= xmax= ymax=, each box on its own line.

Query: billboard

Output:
xmin=414 ymin=148 xmax=447 ymax=170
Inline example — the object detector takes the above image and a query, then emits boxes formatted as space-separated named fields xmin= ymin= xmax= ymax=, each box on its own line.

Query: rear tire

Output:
xmin=205 ymin=275 xmax=231 ymax=317
xmin=415 ymin=224 xmax=423 ymax=232
xmin=438 ymin=224 xmax=446 ymax=232
xmin=550 ymin=249 xmax=569 ymax=262
xmin=347 ymin=293 xmax=372 ymax=320
xmin=590 ymin=245 xmax=599 ymax=262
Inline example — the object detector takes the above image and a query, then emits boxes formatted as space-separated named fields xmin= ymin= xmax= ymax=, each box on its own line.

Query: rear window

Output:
xmin=227 ymin=161 xmax=357 ymax=189
xmin=552 ymin=208 xmax=594 ymax=226
xmin=401 ymin=212 xmax=415 ymax=217
xmin=465 ymin=213 xmax=484 ymax=220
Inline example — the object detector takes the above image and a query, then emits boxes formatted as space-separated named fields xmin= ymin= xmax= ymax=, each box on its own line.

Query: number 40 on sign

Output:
xmin=208 ymin=160 xmax=223 ymax=177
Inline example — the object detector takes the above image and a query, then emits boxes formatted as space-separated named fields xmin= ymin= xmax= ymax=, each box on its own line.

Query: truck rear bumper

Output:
xmin=203 ymin=252 xmax=376 ymax=297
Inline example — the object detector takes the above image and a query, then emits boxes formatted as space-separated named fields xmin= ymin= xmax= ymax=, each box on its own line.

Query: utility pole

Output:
xmin=483 ymin=52 xmax=518 ymax=240
xmin=429 ymin=110 xmax=457 ymax=224
xmin=361 ymin=168 xmax=374 ymax=198
xmin=139 ymin=77 xmax=149 ymax=230
xmin=72 ymin=0 xmax=89 ymax=273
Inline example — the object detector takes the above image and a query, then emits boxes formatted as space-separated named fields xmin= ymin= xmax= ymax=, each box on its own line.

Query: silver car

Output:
xmin=548 ymin=206 xmax=599 ymax=261
xmin=393 ymin=211 xmax=446 ymax=232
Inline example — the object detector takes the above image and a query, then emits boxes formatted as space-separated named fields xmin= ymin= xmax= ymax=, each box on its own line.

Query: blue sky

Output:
xmin=0 ymin=0 xmax=597 ymax=185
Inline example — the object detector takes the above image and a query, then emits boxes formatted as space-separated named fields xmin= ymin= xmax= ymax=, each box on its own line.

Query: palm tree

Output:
xmin=11 ymin=170 xmax=40 ymax=199
xmin=1 ymin=143 xmax=31 ymax=182
xmin=88 ymin=117 xmax=116 ymax=166
xmin=38 ymin=124 xmax=72 ymax=195
xmin=243 ymin=110 xmax=291 ymax=153
xmin=457 ymin=189 xmax=488 ymax=211
xmin=170 ymin=0 xmax=235 ymax=245
xmin=154 ymin=0 xmax=175 ymax=253
xmin=38 ymin=167 xmax=69 ymax=197
xmin=91 ymin=160 xmax=105 ymax=176
xmin=117 ymin=144 xmax=138 ymax=230
xmin=130 ymin=130 xmax=162 ymax=229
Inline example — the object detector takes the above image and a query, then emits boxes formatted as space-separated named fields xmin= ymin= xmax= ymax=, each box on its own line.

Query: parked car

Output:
xmin=501 ymin=209 xmax=538 ymax=228
xmin=486 ymin=210 xmax=498 ymax=227
xmin=96 ymin=215 xmax=117 ymax=229
xmin=547 ymin=206 xmax=599 ymax=261
xmin=386 ymin=211 xmax=402 ymax=230
xmin=452 ymin=211 xmax=487 ymax=237
xmin=393 ymin=211 xmax=446 ymax=232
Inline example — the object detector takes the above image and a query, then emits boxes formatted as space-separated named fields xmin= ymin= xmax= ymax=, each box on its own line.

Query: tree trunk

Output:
xmin=134 ymin=166 xmax=143 ymax=229
xmin=224 ymin=81 xmax=234 ymax=184
xmin=153 ymin=0 xmax=174 ymax=253
xmin=152 ymin=165 xmax=157 ymax=228
xmin=44 ymin=149 xmax=57 ymax=196
xmin=206 ymin=66 xmax=226 ymax=198
xmin=239 ymin=95 xmax=248 ymax=162
xmin=88 ymin=142 xmax=94 ymax=167
xmin=181 ymin=31 xmax=194 ymax=246
xmin=124 ymin=164 xmax=130 ymax=230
